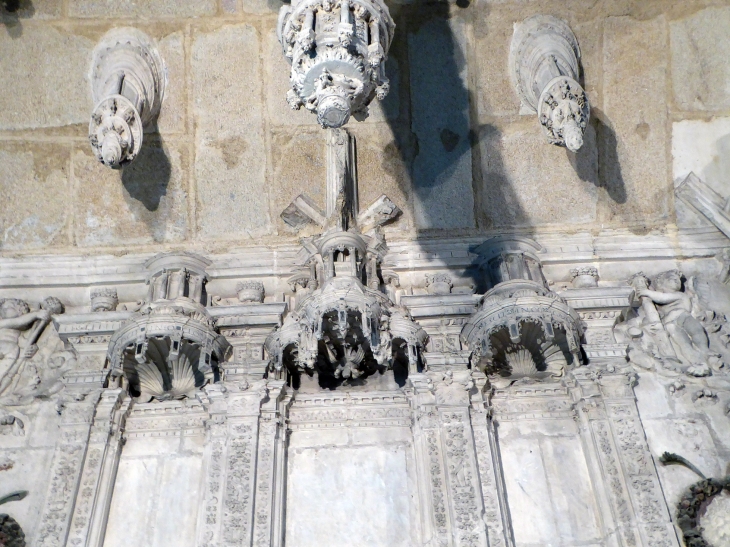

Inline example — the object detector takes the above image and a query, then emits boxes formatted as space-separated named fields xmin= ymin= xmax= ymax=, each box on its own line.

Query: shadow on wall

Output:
xmin=121 ymin=133 xmax=172 ymax=217
xmin=0 ymin=0 xmax=33 ymax=38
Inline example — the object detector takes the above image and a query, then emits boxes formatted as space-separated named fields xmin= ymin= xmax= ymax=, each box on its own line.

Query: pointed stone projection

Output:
xmin=277 ymin=0 xmax=395 ymax=128
xmin=106 ymin=252 xmax=231 ymax=402
xmin=510 ymin=15 xmax=590 ymax=152
xmin=267 ymin=129 xmax=425 ymax=385
xmin=88 ymin=28 xmax=165 ymax=168
xmin=461 ymin=236 xmax=584 ymax=387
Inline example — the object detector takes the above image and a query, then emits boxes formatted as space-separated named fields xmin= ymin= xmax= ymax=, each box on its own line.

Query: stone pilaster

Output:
xmin=36 ymin=385 xmax=102 ymax=547
xmin=66 ymin=388 xmax=131 ymax=547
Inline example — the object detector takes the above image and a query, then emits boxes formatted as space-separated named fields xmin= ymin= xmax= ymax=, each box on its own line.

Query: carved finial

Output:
xmin=90 ymin=287 xmax=119 ymax=312
xmin=510 ymin=15 xmax=590 ymax=152
xmin=570 ymin=266 xmax=598 ymax=288
xmin=89 ymin=28 xmax=165 ymax=168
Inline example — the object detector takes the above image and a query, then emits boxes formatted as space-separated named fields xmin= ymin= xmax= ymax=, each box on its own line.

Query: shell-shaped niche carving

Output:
xmin=122 ymin=337 xmax=206 ymax=402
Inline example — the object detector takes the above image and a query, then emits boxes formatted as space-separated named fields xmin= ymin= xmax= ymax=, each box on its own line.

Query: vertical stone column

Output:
xmin=252 ymin=380 xmax=287 ymax=547
xmin=36 ymin=383 xmax=103 ymax=547
xmin=572 ymin=368 xmax=680 ymax=547
xmin=469 ymin=373 xmax=513 ymax=547
xmin=66 ymin=388 xmax=131 ymax=547
xmin=409 ymin=372 xmax=490 ymax=547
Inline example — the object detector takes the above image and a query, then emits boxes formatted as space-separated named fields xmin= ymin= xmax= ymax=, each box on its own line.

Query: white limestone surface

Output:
xmin=285 ymin=444 xmax=413 ymax=547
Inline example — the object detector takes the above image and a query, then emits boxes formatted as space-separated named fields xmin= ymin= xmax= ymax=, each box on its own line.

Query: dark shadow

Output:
xmin=121 ymin=135 xmax=172 ymax=213
xmin=1 ymin=0 xmax=33 ymax=38
xmin=593 ymin=109 xmax=627 ymax=205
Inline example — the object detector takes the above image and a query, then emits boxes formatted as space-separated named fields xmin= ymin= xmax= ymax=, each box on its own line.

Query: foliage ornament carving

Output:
xmin=461 ymin=237 xmax=583 ymax=387
xmin=510 ymin=15 xmax=590 ymax=152
xmin=89 ymin=28 xmax=165 ymax=168
xmin=107 ymin=253 xmax=231 ymax=401
xmin=277 ymin=0 xmax=394 ymax=128
xmin=266 ymin=129 xmax=426 ymax=385
xmin=0 ymin=491 xmax=27 ymax=547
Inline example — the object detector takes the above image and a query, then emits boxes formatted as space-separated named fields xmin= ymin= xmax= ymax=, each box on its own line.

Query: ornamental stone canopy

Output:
xmin=1 ymin=2 xmax=730 ymax=547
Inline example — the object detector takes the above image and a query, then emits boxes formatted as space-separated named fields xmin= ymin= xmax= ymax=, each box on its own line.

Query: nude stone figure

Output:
xmin=636 ymin=270 xmax=719 ymax=372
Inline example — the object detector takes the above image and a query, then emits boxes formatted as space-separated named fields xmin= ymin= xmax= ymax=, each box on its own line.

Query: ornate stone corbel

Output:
xmin=89 ymin=28 xmax=165 ymax=168
xmin=510 ymin=15 xmax=590 ymax=152
xmin=277 ymin=0 xmax=395 ymax=128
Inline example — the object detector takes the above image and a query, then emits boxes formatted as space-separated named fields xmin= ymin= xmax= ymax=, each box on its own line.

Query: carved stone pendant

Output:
xmin=89 ymin=28 xmax=165 ymax=169
xmin=510 ymin=15 xmax=590 ymax=152
xmin=277 ymin=0 xmax=395 ymax=128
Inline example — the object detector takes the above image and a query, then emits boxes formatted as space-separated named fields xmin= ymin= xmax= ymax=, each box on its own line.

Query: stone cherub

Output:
xmin=630 ymin=270 xmax=722 ymax=376
xmin=0 ymin=297 xmax=64 ymax=397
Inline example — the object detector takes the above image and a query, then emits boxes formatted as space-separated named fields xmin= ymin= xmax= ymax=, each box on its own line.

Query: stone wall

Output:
xmin=2 ymin=0 xmax=730 ymax=254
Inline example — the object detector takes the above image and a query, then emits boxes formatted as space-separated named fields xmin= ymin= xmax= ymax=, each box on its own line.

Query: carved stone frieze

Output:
xmin=277 ymin=0 xmax=394 ymax=128
xmin=510 ymin=15 xmax=590 ymax=152
xmin=89 ymin=28 xmax=165 ymax=168
xmin=462 ymin=237 xmax=583 ymax=387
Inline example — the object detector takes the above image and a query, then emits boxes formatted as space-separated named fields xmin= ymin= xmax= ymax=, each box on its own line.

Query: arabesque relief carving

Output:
xmin=510 ymin=15 xmax=590 ymax=152
xmin=277 ymin=0 xmax=394 ymax=128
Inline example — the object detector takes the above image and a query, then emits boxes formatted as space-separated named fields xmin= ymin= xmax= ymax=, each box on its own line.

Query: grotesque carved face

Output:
xmin=0 ymin=299 xmax=30 ymax=320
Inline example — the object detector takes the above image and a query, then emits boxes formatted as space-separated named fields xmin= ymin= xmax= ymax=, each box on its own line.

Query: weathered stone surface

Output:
xmin=0 ymin=142 xmax=70 ymax=250
xmin=599 ymin=15 xmax=670 ymax=226
xmin=225 ymin=0 xmax=279 ymax=14
xmin=0 ymin=25 xmax=92 ymax=130
xmin=155 ymin=31 xmax=187 ymax=136
xmin=72 ymin=141 xmax=188 ymax=247
xmin=672 ymin=117 xmax=730 ymax=197
xmin=0 ymin=0 xmax=62 ymax=20
xmin=478 ymin=121 xmax=598 ymax=228
xmin=68 ymin=0 xmax=216 ymax=18
xmin=409 ymin=15 xmax=474 ymax=230
xmin=671 ymin=7 xmax=730 ymax=112
xmin=271 ymin=130 xmax=327 ymax=233
xmin=193 ymin=24 xmax=270 ymax=239
xmin=286 ymin=444 xmax=413 ymax=547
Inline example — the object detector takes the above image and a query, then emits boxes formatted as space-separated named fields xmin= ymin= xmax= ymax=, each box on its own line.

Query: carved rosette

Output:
xmin=106 ymin=253 xmax=231 ymax=401
xmin=510 ymin=15 xmax=590 ymax=152
xmin=89 ymin=28 xmax=165 ymax=168
xmin=462 ymin=237 xmax=583 ymax=385
xmin=277 ymin=0 xmax=395 ymax=128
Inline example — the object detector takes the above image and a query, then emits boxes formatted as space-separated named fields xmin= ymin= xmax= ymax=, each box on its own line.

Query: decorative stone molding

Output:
xmin=267 ymin=129 xmax=425 ymax=385
xmin=277 ymin=0 xmax=394 ymax=128
xmin=89 ymin=28 xmax=165 ymax=168
xmin=90 ymin=287 xmax=119 ymax=312
xmin=675 ymin=172 xmax=730 ymax=240
xmin=235 ymin=281 xmax=266 ymax=304
xmin=510 ymin=15 xmax=590 ymax=152
xmin=570 ymin=266 xmax=598 ymax=288
xmin=425 ymin=273 xmax=453 ymax=295
xmin=106 ymin=252 xmax=231 ymax=402
xmin=462 ymin=237 xmax=583 ymax=387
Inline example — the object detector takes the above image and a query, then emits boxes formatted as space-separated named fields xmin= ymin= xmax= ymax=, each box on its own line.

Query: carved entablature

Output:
xmin=89 ymin=28 xmax=165 ymax=168
xmin=266 ymin=129 xmax=426 ymax=385
xmin=462 ymin=237 xmax=583 ymax=387
xmin=510 ymin=15 xmax=589 ymax=152
xmin=106 ymin=253 xmax=231 ymax=402
xmin=277 ymin=0 xmax=394 ymax=128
